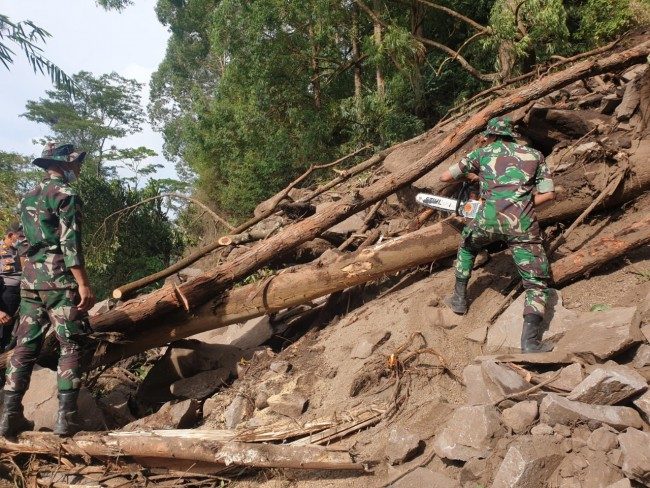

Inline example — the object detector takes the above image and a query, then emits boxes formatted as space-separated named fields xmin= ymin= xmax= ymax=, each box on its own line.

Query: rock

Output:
xmin=386 ymin=426 xmax=422 ymax=465
xmin=386 ymin=218 xmax=410 ymax=236
xmin=224 ymin=395 xmax=251 ymax=429
xmin=540 ymin=393 xmax=643 ymax=431
xmin=567 ymin=362 xmax=647 ymax=405
xmin=487 ymin=289 xmax=577 ymax=351
xmin=267 ymin=392 xmax=308 ymax=418
xmin=531 ymin=423 xmax=554 ymax=436
xmin=502 ymin=401 xmax=538 ymax=434
xmin=459 ymin=458 xmax=487 ymax=486
xmin=465 ymin=324 xmax=487 ymax=344
xmin=554 ymin=307 xmax=643 ymax=361
xmin=536 ymin=363 xmax=585 ymax=392
xmin=170 ymin=368 xmax=230 ymax=400
xmin=320 ymin=205 xmax=364 ymax=237
xmin=618 ymin=428 xmax=650 ymax=484
xmin=588 ymin=426 xmax=619 ymax=452
xmin=600 ymin=94 xmax=622 ymax=114
xmin=192 ymin=316 xmax=273 ymax=351
xmin=99 ymin=388 xmax=134 ymax=427
xmin=18 ymin=367 xmax=105 ymax=432
xmin=554 ymin=424 xmax=571 ymax=438
xmin=583 ymin=450 xmax=625 ymax=487
xmin=350 ymin=331 xmax=391 ymax=359
xmin=390 ymin=468 xmax=460 ymax=488
xmin=481 ymin=360 xmax=530 ymax=398
xmin=123 ymin=399 xmax=199 ymax=431
xmin=433 ymin=405 xmax=504 ymax=461
xmin=435 ymin=307 xmax=462 ymax=330
xmin=632 ymin=390 xmax=650 ymax=422
xmin=463 ymin=364 xmax=494 ymax=405
xmin=606 ymin=479 xmax=632 ymax=488
xmin=137 ymin=340 xmax=247 ymax=405
xmin=491 ymin=436 xmax=564 ymax=488
xmin=269 ymin=360 xmax=292 ymax=374
xmin=632 ymin=344 xmax=650 ymax=368
xmin=642 ymin=324 xmax=650 ymax=343
xmin=614 ymin=79 xmax=641 ymax=121
xmin=621 ymin=64 xmax=648 ymax=82
xmin=254 ymin=390 xmax=269 ymax=410
xmin=88 ymin=298 xmax=113 ymax=316
xmin=609 ymin=448 xmax=624 ymax=467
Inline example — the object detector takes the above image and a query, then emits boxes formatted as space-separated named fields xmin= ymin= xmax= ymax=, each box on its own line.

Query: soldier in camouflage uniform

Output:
xmin=439 ymin=117 xmax=556 ymax=353
xmin=0 ymin=142 xmax=96 ymax=437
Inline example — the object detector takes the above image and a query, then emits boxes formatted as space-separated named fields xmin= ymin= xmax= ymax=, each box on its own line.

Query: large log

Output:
xmin=0 ymin=431 xmax=363 ymax=471
xmin=90 ymin=40 xmax=650 ymax=334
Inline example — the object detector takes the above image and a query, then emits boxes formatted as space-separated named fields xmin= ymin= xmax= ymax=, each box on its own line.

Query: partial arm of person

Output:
xmin=0 ymin=311 xmax=11 ymax=326
xmin=439 ymin=150 xmax=481 ymax=183
xmin=59 ymin=193 xmax=96 ymax=312
xmin=533 ymin=155 xmax=556 ymax=208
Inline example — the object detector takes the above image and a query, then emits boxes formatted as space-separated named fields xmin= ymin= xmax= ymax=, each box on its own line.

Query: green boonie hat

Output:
xmin=31 ymin=142 xmax=86 ymax=169
xmin=482 ymin=117 xmax=517 ymax=138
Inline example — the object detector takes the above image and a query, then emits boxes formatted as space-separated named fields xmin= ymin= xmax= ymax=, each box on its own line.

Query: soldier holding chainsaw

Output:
xmin=439 ymin=117 xmax=555 ymax=353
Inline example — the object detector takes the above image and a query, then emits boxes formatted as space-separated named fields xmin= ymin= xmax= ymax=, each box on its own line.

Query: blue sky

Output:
xmin=1 ymin=0 xmax=174 ymax=177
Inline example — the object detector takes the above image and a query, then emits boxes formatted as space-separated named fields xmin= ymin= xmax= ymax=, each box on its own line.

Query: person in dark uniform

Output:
xmin=0 ymin=222 xmax=24 ymax=351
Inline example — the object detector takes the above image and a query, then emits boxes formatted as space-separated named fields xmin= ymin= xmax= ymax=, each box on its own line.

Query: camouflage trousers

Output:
xmin=4 ymin=289 xmax=88 ymax=392
xmin=455 ymin=225 xmax=550 ymax=317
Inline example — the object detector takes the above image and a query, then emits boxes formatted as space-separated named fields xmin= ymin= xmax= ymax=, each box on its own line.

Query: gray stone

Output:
xmin=502 ymin=400 xmax=538 ymax=434
xmin=224 ymin=395 xmax=252 ymax=429
xmin=386 ymin=426 xmax=422 ymax=465
xmin=269 ymin=360 xmax=292 ymax=374
xmin=267 ymin=392 xmax=308 ymax=418
xmin=351 ymin=331 xmax=390 ymax=359
xmin=463 ymin=364 xmax=494 ymax=405
xmin=433 ymin=405 xmax=504 ymax=461
xmin=487 ymin=289 xmax=577 ymax=351
xmin=19 ymin=367 xmax=105 ymax=432
xmin=531 ymin=423 xmax=554 ymax=436
xmin=554 ymin=307 xmax=643 ymax=360
xmin=481 ymin=360 xmax=530 ymax=398
xmin=554 ymin=424 xmax=572 ymax=438
xmin=587 ymin=426 xmax=619 ymax=451
xmin=632 ymin=344 xmax=650 ymax=368
xmin=618 ymin=428 xmax=650 ymax=484
xmin=583 ymin=450 xmax=624 ymax=488
xmin=537 ymin=363 xmax=584 ymax=392
xmin=491 ymin=436 xmax=564 ymax=488
xmin=170 ymin=368 xmax=230 ymax=400
xmin=320 ymin=204 xmax=364 ymax=237
xmin=390 ymin=468 xmax=459 ymax=488
xmin=632 ymin=390 xmax=650 ymax=422
xmin=540 ymin=394 xmax=643 ymax=430
xmin=600 ymin=94 xmax=622 ymax=114
xmin=123 ymin=399 xmax=199 ymax=431
xmin=609 ymin=448 xmax=624 ymax=467
xmin=614 ymin=79 xmax=641 ymax=121
xmin=254 ymin=390 xmax=269 ymax=410
xmin=192 ymin=316 xmax=273 ymax=351
xmin=642 ymin=324 xmax=650 ymax=344
xmin=567 ymin=363 xmax=647 ymax=405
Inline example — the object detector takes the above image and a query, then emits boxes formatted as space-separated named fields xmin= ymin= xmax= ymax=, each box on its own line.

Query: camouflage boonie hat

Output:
xmin=482 ymin=117 xmax=517 ymax=138
xmin=32 ymin=142 xmax=86 ymax=169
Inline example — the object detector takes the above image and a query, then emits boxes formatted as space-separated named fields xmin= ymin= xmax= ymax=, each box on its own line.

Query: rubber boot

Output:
xmin=0 ymin=391 xmax=34 ymax=437
xmin=443 ymin=278 xmax=469 ymax=315
xmin=53 ymin=390 xmax=82 ymax=437
xmin=520 ymin=314 xmax=553 ymax=353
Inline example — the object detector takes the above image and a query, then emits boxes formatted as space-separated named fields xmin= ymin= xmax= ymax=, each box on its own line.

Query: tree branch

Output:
xmin=414 ymin=0 xmax=489 ymax=33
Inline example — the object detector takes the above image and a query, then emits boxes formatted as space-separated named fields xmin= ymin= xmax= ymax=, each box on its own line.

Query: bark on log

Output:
xmin=0 ymin=432 xmax=362 ymax=471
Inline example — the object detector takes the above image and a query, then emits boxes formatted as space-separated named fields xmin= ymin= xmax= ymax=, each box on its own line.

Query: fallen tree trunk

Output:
xmin=88 ymin=165 xmax=650 ymax=368
xmin=0 ymin=431 xmax=363 ymax=471
xmin=91 ymin=40 xmax=650 ymax=333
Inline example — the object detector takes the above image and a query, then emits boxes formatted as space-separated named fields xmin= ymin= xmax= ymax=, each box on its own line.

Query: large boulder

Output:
xmin=540 ymin=393 xmax=643 ymax=431
xmin=618 ymin=428 xmax=650 ymax=485
xmin=491 ymin=436 xmax=564 ymax=488
xmin=567 ymin=362 xmax=647 ymax=405
xmin=190 ymin=316 xmax=273 ymax=350
xmin=122 ymin=399 xmax=199 ymax=431
xmin=433 ymin=405 xmax=504 ymax=461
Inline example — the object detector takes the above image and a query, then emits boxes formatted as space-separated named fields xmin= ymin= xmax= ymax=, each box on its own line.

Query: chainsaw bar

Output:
xmin=416 ymin=193 xmax=481 ymax=219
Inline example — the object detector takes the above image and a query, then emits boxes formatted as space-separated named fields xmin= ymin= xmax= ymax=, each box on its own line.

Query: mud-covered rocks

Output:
xmin=587 ymin=426 xmax=619 ymax=452
xmin=122 ymin=399 xmax=199 ymax=431
xmin=539 ymin=394 xmax=643 ymax=430
xmin=433 ymin=405 xmax=504 ymax=461
xmin=491 ymin=436 xmax=564 ymax=488
xmin=502 ymin=400 xmax=538 ymax=434
xmin=267 ymin=392 xmax=309 ymax=418
xmin=618 ymin=428 xmax=650 ymax=484
xmin=385 ymin=426 xmax=422 ymax=465
xmin=567 ymin=363 xmax=647 ymax=405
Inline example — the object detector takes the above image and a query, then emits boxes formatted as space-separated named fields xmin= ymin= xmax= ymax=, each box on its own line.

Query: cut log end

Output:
xmin=218 ymin=236 xmax=233 ymax=246
xmin=112 ymin=289 xmax=124 ymax=300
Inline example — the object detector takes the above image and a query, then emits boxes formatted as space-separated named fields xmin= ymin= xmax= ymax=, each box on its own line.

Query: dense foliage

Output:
xmin=148 ymin=0 xmax=648 ymax=219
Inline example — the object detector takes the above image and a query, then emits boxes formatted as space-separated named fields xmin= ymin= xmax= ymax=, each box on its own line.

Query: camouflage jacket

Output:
xmin=19 ymin=176 xmax=84 ymax=290
xmin=0 ymin=240 xmax=22 ymax=287
xmin=448 ymin=140 xmax=554 ymax=235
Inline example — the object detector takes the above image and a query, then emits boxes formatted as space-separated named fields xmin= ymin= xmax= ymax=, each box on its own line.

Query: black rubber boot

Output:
xmin=53 ymin=390 xmax=82 ymax=437
xmin=521 ymin=314 xmax=553 ymax=353
xmin=0 ymin=391 xmax=34 ymax=437
xmin=443 ymin=278 xmax=469 ymax=315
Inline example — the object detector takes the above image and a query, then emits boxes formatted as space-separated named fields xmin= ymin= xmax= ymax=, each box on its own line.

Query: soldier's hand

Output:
xmin=0 ymin=311 xmax=11 ymax=326
xmin=78 ymin=285 xmax=96 ymax=312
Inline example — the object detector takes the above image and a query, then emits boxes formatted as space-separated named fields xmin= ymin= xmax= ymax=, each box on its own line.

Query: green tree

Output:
xmin=23 ymin=71 xmax=146 ymax=176
xmin=0 ymin=151 xmax=40 ymax=231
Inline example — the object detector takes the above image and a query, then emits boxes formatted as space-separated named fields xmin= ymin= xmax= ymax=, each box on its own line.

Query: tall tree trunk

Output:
xmin=309 ymin=24 xmax=322 ymax=110
xmin=373 ymin=0 xmax=386 ymax=98
xmin=352 ymin=5 xmax=363 ymax=109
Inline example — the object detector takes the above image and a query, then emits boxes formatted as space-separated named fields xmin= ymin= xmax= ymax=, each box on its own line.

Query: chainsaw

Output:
xmin=416 ymin=182 xmax=482 ymax=218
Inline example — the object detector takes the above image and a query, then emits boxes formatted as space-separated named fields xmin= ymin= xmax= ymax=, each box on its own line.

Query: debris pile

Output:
xmin=0 ymin=35 xmax=650 ymax=487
